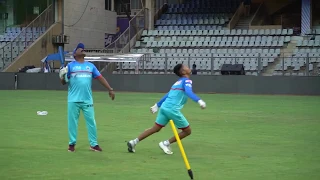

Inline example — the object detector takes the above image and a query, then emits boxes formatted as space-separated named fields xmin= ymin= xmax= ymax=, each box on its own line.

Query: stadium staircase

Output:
xmin=234 ymin=15 xmax=254 ymax=29
xmin=262 ymin=42 xmax=296 ymax=76
xmin=1 ymin=5 xmax=61 ymax=72
xmin=234 ymin=3 xmax=259 ymax=29
xmin=270 ymin=32 xmax=320 ymax=76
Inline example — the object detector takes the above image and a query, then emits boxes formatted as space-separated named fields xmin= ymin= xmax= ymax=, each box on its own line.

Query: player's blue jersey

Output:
xmin=66 ymin=61 xmax=101 ymax=104
xmin=159 ymin=77 xmax=200 ymax=111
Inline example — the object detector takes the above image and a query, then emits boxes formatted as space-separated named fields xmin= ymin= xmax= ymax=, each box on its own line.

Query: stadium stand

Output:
xmin=0 ymin=26 xmax=47 ymax=70
xmin=113 ymin=0 xmax=301 ymax=76
xmin=127 ymin=28 xmax=292 ymax=75
xmin=273 ymin=29 xmax=320 ymax=76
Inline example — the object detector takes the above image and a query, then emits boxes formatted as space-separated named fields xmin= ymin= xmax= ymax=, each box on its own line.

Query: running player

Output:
xmin=127 ymin=63 xmax=206 ymax=154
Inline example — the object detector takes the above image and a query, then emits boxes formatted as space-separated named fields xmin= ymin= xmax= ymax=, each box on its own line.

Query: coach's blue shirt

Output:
xmin=157 ymin=77 xmax=200 ymax=111
xmin=66 ymin=61 xmax=101 ymax=104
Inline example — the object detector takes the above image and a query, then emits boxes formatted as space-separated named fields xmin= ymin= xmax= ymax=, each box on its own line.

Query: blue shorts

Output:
xmin=155 ymin=107 xmax=190 ymax=129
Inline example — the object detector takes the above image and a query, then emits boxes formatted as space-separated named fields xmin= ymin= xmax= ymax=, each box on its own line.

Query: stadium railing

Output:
xmin=0 ymin=19 xmax=4 ymax=34
xmin=115 ymin=54 xmax=320 ymax=76
xmin=250 ymin=2 xmax=265 ymax=27
xmin=99 ymin=8 xmax=147 ymax=54
xmin=0 ymin=4 xmax=54 ymax=70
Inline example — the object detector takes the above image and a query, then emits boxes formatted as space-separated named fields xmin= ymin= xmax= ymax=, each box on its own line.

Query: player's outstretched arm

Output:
xmin=150 ymin=93 xmax=168 ymax=114
xmin=184 ymin=80 xmax=206 ymax=109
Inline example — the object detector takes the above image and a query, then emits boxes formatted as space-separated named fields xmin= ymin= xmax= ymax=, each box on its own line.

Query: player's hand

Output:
xmin=150 ymin=104 xmax=158 ymax=114
xmin=198 ymin=100 xmax=206 ymax=109
xmin=109 ymin=90 xmax=115 ymax=100
xmin=59 ymin=66 xmax=68 ymax=79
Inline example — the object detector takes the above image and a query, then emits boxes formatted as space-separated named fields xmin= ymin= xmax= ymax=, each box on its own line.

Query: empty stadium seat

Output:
xmin=130 ymin=27 xmax=292 ymax=74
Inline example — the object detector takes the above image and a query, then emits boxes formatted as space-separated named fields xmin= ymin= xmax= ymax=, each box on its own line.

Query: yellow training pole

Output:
xmin=169 ymin=120 xmax=194 ymax=180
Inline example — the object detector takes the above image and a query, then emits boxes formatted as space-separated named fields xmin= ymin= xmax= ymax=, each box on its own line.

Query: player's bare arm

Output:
xmin=96 ymin=76 xmax=115 ymax=100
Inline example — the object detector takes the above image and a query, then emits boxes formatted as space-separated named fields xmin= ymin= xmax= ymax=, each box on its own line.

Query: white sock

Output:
xmin=133 ymin=138 xmax=139 ymax=144
xmin=163 ymin=140 xmax=170 ymax=146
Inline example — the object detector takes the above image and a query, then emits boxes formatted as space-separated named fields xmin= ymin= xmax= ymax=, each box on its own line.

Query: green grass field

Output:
xmin=0 ymin=90 xmax=320 ymax=180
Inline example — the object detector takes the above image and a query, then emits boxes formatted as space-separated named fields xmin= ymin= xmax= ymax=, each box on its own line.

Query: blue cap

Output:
xmin=73 ymin=43 xmax=85 ymax=56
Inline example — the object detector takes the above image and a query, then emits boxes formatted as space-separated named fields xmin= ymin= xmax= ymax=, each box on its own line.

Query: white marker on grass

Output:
xmin=37 ymin=111 xmax=48 ymax=115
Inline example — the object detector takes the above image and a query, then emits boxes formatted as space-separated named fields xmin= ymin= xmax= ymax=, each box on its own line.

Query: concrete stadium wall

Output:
xmin=0 ymin=73 xmax=16 ymax=90
xmin=1 ymin=73 xmax=320 ymax=95
xmin=63 ymin=0 xmax=117 ymax=51
xmin=263 ymin=0 xmax=292 ymax=15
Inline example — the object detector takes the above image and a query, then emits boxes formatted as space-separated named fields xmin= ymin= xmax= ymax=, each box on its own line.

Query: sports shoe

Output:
xmin=159 ymin=141 xmax=173 ymax=155
xmin=68 ymin=144 xmax=75 ymax=152
xmin=127 ymin=140 xmax=136 ymax=153
xmin=90 ymin=145 xmax=102 ymax=152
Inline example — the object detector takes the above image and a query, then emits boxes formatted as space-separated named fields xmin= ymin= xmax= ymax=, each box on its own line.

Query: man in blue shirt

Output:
xmin=60 ymin=43 xmax=115 ymax=152
xmin=127 ymin=64 xmax=206 ymax=154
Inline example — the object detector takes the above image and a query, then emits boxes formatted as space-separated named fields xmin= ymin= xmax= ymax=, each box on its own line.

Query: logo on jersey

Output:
xmin=185 ymin=80 xmax=192 ymax=84
xmin=174 ymin=80 xmax=182 ymax=86
xmin=76 ymin=74 xmax=92 ymax=78
xmin=86 ymin=66 xmax=90 ymax=71
xmin=71 ymin=73 xmax=92 ymax=78
xmin=72 ymin=66 xmax=81 ymax=71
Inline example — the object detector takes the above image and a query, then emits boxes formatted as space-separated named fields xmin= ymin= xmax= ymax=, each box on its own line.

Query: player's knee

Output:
xmin=183 ymin=127 xmax=192 ymax=135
